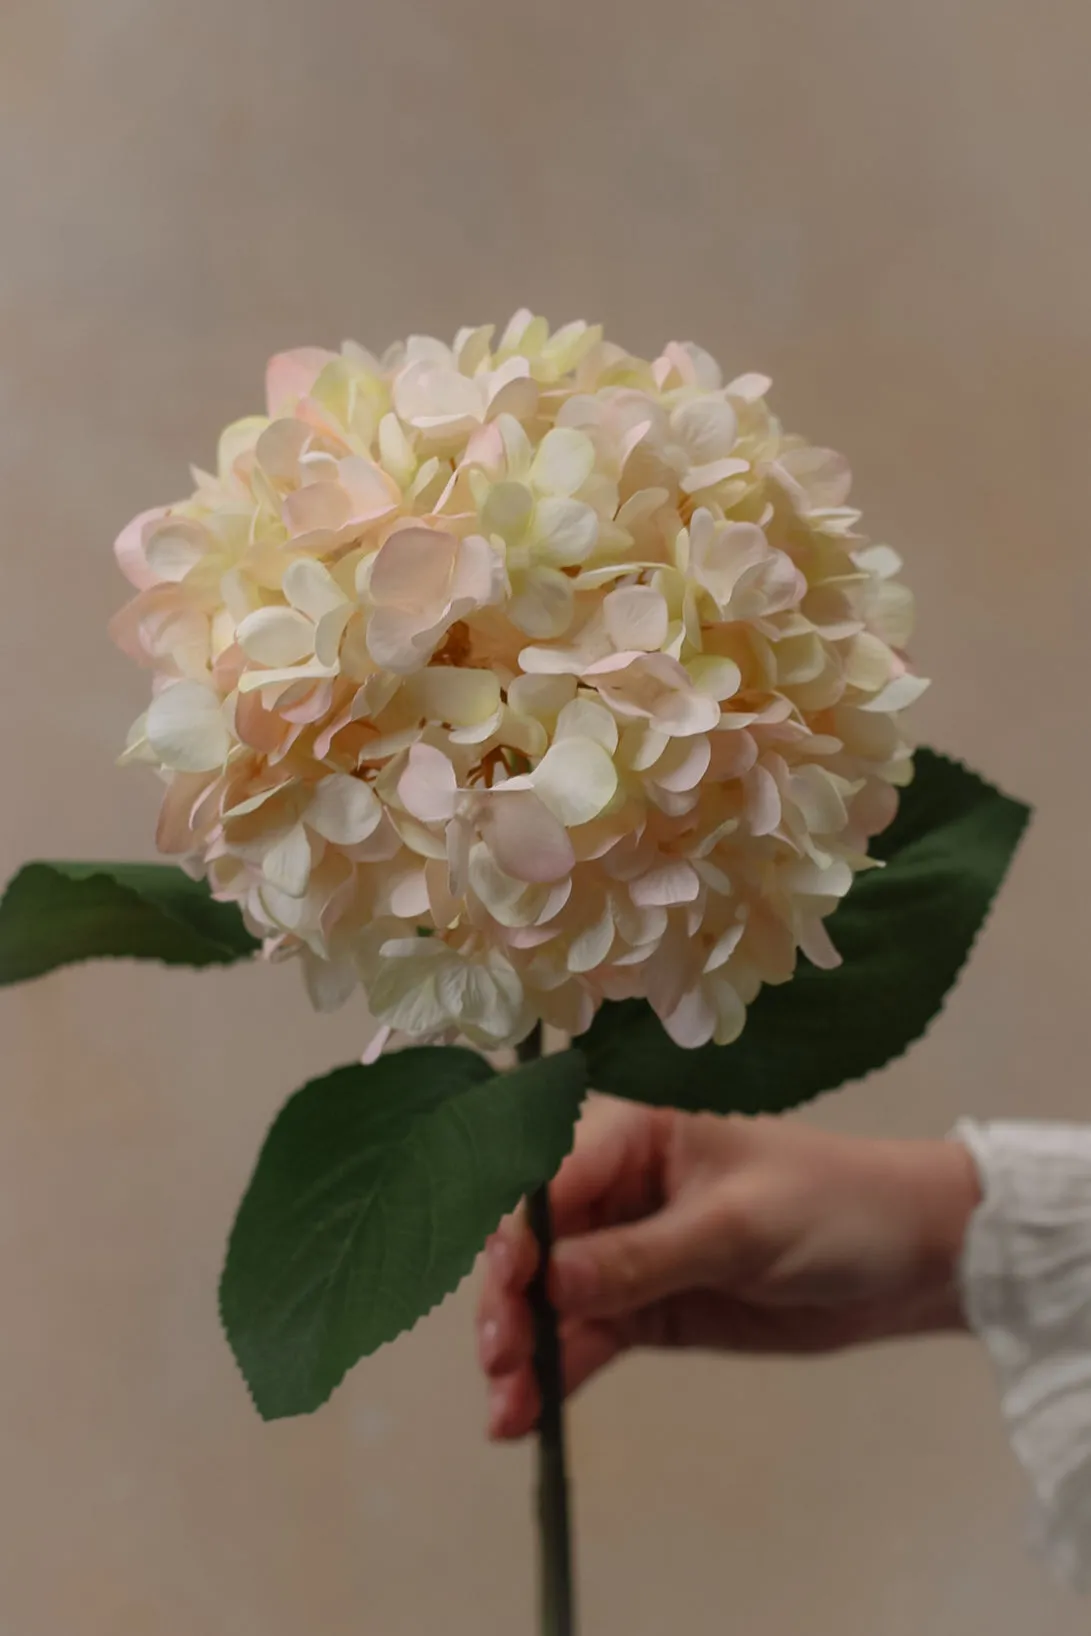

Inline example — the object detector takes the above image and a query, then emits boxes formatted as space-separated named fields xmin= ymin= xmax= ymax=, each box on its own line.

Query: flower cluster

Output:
xmin=114 ymin=313 xmax=925 ymax=1052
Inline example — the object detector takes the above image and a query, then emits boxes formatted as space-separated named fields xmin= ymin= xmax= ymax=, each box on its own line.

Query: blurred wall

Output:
xmin=2 ymin=2 xmax=1090 ymax=1632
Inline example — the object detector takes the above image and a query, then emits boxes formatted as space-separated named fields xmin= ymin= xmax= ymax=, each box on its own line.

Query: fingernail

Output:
xmin=487 ymin=1235 xmax=513 ymax=1284
xmin=487 ymin=1385 xmax=508 ymax=1439
xmin=480 ymin=1318 xmax=501 ymax=1368
xmin=552 ymin=1245 xmax=596 ymax=1307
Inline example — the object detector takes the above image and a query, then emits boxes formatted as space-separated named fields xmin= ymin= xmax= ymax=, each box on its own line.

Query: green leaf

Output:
xmin=579 ymin=749 xmax=1030 ymax=1115
xmin=0 ymin=861 xmax=259 ymax=985
xmin=220 ymin=1045 xmax=588 ymax=1419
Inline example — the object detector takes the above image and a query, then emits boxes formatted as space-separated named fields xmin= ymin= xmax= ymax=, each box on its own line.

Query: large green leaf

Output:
xmin=578 ymin=749 xmax=1030 ymax=1115
xmin=0 ymin=861 xmax=259 ymax=985
xmin=220 ymin=1045 xmax=588 ymax=1419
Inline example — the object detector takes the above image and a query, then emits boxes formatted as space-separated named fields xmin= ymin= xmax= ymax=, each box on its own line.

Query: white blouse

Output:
xmin=958 ymin=1121 xmax=1091 ymax=1589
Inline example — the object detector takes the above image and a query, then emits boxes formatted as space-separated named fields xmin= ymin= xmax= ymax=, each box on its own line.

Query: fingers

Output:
xmin=547 ymin=1099 xmax=667 ymax=1239
xmin=550 ymin=1194 xmax=727 ymax=1319
xmin=485 ymin=1317 xmax=624 ymax=1439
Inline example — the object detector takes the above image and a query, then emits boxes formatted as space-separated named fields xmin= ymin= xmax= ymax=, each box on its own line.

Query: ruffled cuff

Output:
xmin=957 ymin=1120 xmax=1091 ymax=1589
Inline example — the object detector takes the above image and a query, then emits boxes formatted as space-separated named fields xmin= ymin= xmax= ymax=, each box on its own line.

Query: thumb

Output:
xmin=550 ymin=1197 xmax=720 ymax=1318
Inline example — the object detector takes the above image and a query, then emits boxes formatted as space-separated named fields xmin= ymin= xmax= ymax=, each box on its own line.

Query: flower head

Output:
xmin=114 ymin=316 xmax=925 ymax=1051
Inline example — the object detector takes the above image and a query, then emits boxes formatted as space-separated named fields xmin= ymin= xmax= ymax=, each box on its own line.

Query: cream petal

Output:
xmin=256 ymin=418 xmax=310 ymax=486
xmin=377 ymin=412 xmax=417 ymax=488
xmin=652 ymin=686 xmax=721 ymax=737
xmin=145 ymin=681 xmax=231 ymax=773
xmin=386 ymin=866 xmax=431 ymax=919
xmin=281 ymin=481 xmax=353 ymax=538
xmin=777 ymin=446 xmax=852 ymax=508
xmin=394 ymin=362 xmax=483 ymax=430
xmin=530 ymin=427 xmax=596 ymax=497
xmin=652 ymin=735 xmax=711 ymax=793
xmin=283 ymin=558 xmax=347 ymax=622
xmin=265 ymin=348 xmax=335 ymax=416
xmin=411 ymin=667 xmax=501 ymax=726
xmin=671 ymin=396 xmax=737 ymax=463
xmin=263 ymin=822 xmax=313 ymax=898
xmin=236 ymin=659 xmax=337 ymax=693
xmin=237 ymin=606 xmax=317 ymax=667
xmin=482 ymin=480 xmax=534 ymax=540
xmin=370 ymin=525 xmax=456 ymax=607
xmin=478 ymin=790 xmax=575 ymax=883
xmin=630 ymin=859 xmax=700 ymax=907
xmin=708 ymin=976 xmax=748 ymax=1045
xmin=510 ymin=567 xmax=574 ymax=639
xmin=485 ymin=362 xmax=539 ymax=423
xmin=313 ymin=605 xmax=353 ymax=667
xmin=744 ymin=764 xmax=782 ymax=835
xmin=703 ymin=922 xmax=746 ymax=973
xmin=659 ymin=985 xmax=717 ymax=1049
xmin=468 ymin=846 xmax=544 ymax=928
xmin=531 ymin=736 xmax=618 ymax=827
xmin=338 ymin=455 xmax=400 ymax=520
xmin=534 ymin=498 xmax=598 ymax=565
xmin=397 ymin=743 xmax=458 ymax=823
xmin=798 ymin=919 xmax=842 ymax=971
xmin=725 ymin=372 xmax=773 ymax=402
xmin=858 ymin=672 xmax=930 ymax=713
xmin=143 ymin=519 xmax=209 ymax=583
xmin=114 ymin=506 xmax=170 ymax=590
xmin=688 ymin=655 xmax=743 ymax=700
xmin=450 ymin=532 xmax=504 ymax=608
xmin=308 ymin=774 xmax=382 ymax=844
xmin=603 ymin=585 xmax=668 ymax=652
xmin=507 ymin=672 xmax=577 ymax=725
xmin=554 ymin=697 xmax=619 ymax=753
xmin=567 ymin=901 xmax=616 ymax=973
xmin=303 ymin=949 xmax=358 ymax=1012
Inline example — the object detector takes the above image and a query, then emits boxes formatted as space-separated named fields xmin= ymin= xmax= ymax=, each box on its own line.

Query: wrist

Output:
xmin=893 ymin=1137 xmax=982 ymax=1333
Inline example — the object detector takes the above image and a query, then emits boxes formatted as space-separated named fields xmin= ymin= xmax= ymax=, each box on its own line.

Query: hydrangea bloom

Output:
xmin=113 ymin=313 xmax=926 ymax=1053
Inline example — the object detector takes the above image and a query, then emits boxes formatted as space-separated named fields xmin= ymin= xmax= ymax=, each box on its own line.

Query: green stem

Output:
xmin=518 ymin=1025 xmax=576 ymax=1636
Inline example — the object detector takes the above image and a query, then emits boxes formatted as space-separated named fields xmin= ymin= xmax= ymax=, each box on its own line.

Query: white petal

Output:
xmin=146 ymin=681 xmax=231 ymax=773
xmin=308 ymin=774 xmax=382 ymax=844
xmin=531 ymin=737 xmax=618 ymax=826
xmin=237 ymin=606 xmax=317 ymax=667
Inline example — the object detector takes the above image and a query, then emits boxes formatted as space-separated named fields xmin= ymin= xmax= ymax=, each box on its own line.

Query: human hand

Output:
xmin=478 ymin=1098 xmax=980 ymax=1439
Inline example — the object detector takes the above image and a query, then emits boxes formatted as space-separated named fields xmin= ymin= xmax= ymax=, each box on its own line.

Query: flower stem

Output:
xmin=518 ymin=1026 xmax=576 ymax=1636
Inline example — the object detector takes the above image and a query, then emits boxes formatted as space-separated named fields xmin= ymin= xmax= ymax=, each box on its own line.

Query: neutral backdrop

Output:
xmin=2 ymin=2 xmax=1089 ymax=1632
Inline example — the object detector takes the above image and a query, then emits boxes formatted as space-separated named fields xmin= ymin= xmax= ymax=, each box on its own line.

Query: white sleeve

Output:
xmin=957 ymin=1120 xmax=1091 ymax=1589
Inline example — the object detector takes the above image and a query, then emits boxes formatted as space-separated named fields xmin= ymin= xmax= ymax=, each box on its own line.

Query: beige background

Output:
xmin=1 ymin=1 xmax=1089 ymax=1631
